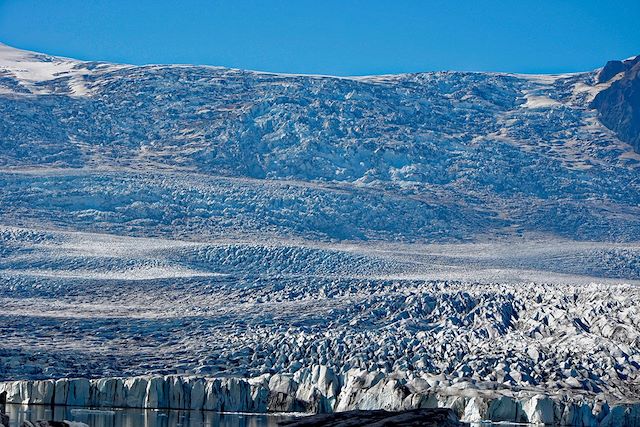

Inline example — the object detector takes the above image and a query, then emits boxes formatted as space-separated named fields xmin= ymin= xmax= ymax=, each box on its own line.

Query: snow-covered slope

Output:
xmin=1 ymin=43 xmax=639 ymax=242
xmin=1 ymin=43 xmax=640 ymax=424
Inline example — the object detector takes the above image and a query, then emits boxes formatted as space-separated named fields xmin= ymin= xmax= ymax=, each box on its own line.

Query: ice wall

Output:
xmin=1 ymin=366 xmax=639 ymax=426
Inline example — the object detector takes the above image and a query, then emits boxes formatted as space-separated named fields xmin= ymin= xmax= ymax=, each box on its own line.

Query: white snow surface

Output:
xmin=522 ymin=94 xmax=562 ymax=109
xmin=0 ymin=43 xmax=124 ymax=97
xmin=0 ymin=43 xmax=640 ymax=418
xmin=0 ymin=43 xmax=80 ymax=82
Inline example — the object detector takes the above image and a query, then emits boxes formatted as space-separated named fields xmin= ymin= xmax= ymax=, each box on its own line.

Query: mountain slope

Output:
xmin=592 ymin=55 xmax=640 ymax=153
xmin=1 ymin=43 xmax=639 ymax=243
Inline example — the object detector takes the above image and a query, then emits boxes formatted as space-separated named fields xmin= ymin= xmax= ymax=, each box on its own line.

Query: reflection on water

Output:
xmin=4 ymin=405 xmax=562 ymax=427
xmin=5 ymin=404 xmax=297 ymax=427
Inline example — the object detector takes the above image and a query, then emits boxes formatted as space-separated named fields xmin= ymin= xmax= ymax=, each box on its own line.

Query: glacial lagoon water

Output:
xmin=3 ymin=404 xmax=557 ymax=427
xmin=4 ymin=404 xmax=298 ymax=427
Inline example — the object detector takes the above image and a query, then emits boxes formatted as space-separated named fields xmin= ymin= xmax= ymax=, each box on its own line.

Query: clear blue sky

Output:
xmin=1 ymin=0 xmax=638 ymax=76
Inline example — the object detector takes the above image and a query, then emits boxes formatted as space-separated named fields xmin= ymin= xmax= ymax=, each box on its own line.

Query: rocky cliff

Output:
xmin=592 ymin=55 xmax=640 ymax=153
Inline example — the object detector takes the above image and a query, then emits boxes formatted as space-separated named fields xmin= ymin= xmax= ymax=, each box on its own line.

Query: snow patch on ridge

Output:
xmin=0 ymin=43 xmax=80 ymax=82
xmin=522 ymin=94 xmax=562 ymax=109
xmin=4 ymin=266 xmax=222 ymax=281
xmin=0 ymin=42 xmax=123 ymax=97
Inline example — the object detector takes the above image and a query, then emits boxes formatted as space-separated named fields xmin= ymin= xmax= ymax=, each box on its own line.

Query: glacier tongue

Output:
xmin=1 ymin=227 xmax=640 ymax=414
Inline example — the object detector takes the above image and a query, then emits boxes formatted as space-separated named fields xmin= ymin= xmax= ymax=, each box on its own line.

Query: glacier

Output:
xmin=1 ymin=42 xmax=640 ymax=425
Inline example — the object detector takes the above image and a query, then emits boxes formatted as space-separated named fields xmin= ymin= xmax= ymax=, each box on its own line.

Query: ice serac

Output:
xmin=522 ymin=394 xmax=555 ymax=425
xmin=487 ymin=395 xmax=526 ymax=423
xmin=123 ymin=377 xmax=147 ymax=408
xmin=599 ymin=404 xmax=640 ymax=427
xmin=66 ymin=379 xmax=90 ymax=407
xmin=461 ymin=396 xmax=487 ymax=422
xmin=144 ymin=376 xmax=166 ymax=409
xmin=54 ymin=380 xmax=68 ymax=406
xmin=29 ymin=380 xmax=54 ymax=405
xmin=90 ymin=378 xmax=124 ymax=408
xmin=188 ymin=378 xmax=206 ymax=410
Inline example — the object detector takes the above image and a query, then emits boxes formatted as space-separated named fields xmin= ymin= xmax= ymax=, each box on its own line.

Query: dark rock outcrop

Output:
xmin=592 ymin=55 xmax=640 ymax=153
xmin=0 ymin=391 xmax=7 ymax=427
xmin=278 ymin=408 xmax=462 ymax=427
xmin=21 ymin=422 xmax=86 ymax=427
xmin=598 ymin=60 xmax=630 ymax=84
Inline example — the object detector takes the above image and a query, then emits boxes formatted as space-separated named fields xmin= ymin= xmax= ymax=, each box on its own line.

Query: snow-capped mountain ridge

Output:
xmin=0 ymin=42 xmax=593 ymax=82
